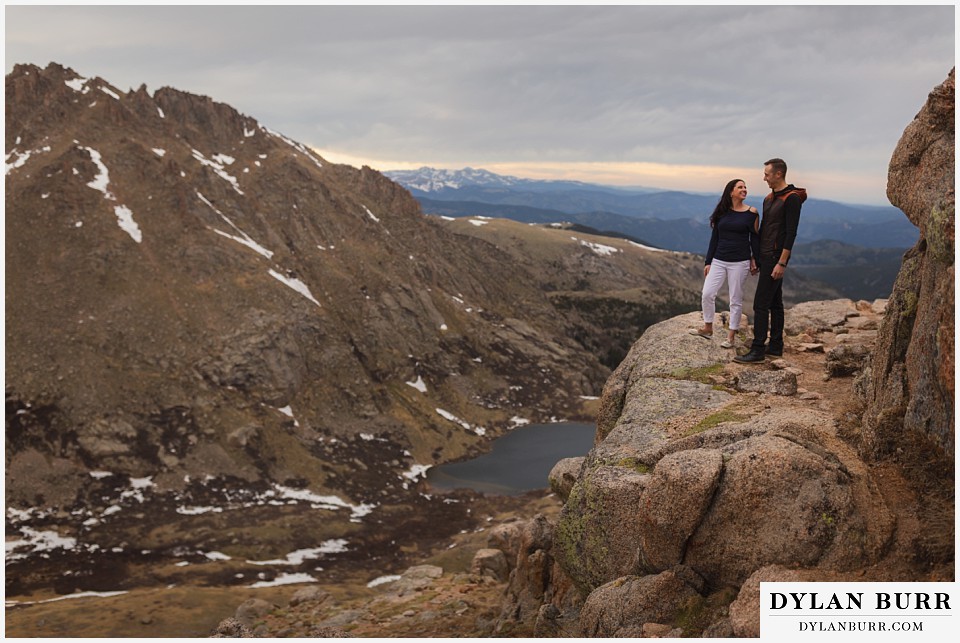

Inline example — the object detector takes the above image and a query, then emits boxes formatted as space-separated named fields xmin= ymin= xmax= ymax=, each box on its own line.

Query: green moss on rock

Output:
xmin=685 ymin=409 xmax=748 ymax=436
xmin=616 ymin=457 xmax=651 ymax=474
xmin=669 ymin=363 xmax=725 ymax=384
xmin=926 ymin=202 xmax=955 ymax=266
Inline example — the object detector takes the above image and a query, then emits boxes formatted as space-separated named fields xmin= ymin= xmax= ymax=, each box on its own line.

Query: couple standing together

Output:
xmin=690 ymin=158 xmax=806 ymax=363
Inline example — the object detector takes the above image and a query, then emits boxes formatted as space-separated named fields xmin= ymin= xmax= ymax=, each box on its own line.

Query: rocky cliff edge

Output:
xmin=482 ymin=299 xmax=951 ymax=638
xmin=478 ymin=69 xmax=955 ymax=638
xmin=860 ymin=68 xmax=955 ymax=463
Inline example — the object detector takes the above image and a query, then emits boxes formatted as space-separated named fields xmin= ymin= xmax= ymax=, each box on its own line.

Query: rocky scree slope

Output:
xmin=6 ymin=62 xmax=612 ymax=501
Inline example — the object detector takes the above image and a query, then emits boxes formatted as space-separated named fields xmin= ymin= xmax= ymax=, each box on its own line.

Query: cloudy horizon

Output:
xmin=4 ymin=4 xmax=955 ymax=205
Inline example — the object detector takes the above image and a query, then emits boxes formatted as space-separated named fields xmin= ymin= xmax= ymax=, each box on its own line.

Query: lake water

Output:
xmin=425 ymin=422 xmax=596 ymax=495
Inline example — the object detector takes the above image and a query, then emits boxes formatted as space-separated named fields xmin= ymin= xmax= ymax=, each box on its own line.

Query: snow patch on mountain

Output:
xmin=265 ymin=127 xmax=323 ymax=170
xmin=406 ymin=375 xmax=428 ymax=393
xmin=572 ymin=236 xmax=620 ymax=256
xmin=80 ymin=146 xmax=142 ymax=243
xmin=436 ymin=408 xmax=486 ymax=436
xmin=247 ymin=539 xmax=349 ymax=566
xmin=5 ymin=144 xmax=51 ymax=175
xmin=191 ymin=148 xmax=243 ymax=194
xmin=64 ymin=76 xmax=90 ymax=93
xmin=198 ymin=191 xmax=274 ymax=259
xmin=629 ymin=240 xmax=668 ymax=253
xmin=268 ymin=269 xmax=322 ymax=307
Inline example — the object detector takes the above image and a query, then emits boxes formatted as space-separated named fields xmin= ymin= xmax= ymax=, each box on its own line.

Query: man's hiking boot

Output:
xmin=766 ymin=346 xmax=784 ymax=357
xmin=734 ymin=348 xmax=765 ymax=364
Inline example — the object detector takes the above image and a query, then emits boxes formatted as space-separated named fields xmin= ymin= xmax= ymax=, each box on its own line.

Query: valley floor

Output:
xmin=3 ymin=489 xmax=560 ymax=637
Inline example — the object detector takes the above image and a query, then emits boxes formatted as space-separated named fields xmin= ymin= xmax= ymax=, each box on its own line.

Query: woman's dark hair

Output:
xmin=709 ymin=179 xmax=744 ymax=228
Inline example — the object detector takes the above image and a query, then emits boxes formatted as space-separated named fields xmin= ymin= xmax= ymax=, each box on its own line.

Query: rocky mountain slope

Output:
xmin=4 ymin=63 xmax=706 ymax=494
xmin=4 ymin=62 xmax=709 ymax=613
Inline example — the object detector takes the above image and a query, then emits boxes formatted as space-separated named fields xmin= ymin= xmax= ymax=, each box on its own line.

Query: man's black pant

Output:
xmin=751 ymin=255 xmax=785 ymax=352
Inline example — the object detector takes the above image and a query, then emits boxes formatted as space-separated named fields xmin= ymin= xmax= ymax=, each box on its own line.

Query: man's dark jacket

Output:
xmin=758 ymin=184 xmax=807 ymax=260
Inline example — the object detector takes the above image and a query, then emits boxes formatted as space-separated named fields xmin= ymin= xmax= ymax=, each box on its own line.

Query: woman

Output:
xmin=689 ymin=178 xmax=760 ymax=348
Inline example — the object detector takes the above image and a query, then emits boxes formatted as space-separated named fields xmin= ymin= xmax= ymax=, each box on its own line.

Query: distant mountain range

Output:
xmin=385 ymin=166 xmax=919 ymax=251
xmin=387 ymin=167 xmax=917 ymax=300
xmin=385 ymin=166 xmax=661 ymax=195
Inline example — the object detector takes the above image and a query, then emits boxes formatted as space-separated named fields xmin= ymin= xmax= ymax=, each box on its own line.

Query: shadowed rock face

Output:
xmin=861 ymin=68 xmax=954 ymax=462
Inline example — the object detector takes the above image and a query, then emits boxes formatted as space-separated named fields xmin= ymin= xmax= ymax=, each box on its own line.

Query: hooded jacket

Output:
xmin=759 ymin=184 xmax=807 ymax=260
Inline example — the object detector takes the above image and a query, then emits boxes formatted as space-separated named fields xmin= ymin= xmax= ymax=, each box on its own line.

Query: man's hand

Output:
xmin=772 ymin=263 xmax=785 ymax=280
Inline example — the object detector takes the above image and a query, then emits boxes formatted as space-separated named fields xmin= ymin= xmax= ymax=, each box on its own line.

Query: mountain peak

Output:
xmin=8 ymin=60 xmax=674 ymax=509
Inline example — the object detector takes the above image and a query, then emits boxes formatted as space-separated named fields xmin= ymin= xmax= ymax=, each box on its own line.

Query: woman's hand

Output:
xmin=749 ymin=259 xmax=758 ymax=275
xmin=704 ymin=264 xmax=711 ymax=277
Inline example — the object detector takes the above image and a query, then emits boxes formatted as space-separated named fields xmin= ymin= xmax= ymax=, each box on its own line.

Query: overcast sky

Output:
xmin=4 ymin=4 xmax=955 ymax=204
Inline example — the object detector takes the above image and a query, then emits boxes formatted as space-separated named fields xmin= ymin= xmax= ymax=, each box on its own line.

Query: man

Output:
xmin=734 ymin=158 xmax=806 ymax=364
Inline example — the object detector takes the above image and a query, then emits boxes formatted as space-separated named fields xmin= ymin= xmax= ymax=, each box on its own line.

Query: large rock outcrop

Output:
xmin=860 ymin=68 xmax=955 ymax=462
xmin=553 ymin=313 xmax=894 ymax=597
xmin=488 ymin=299 xmax=900 ymax=636
xmin=485 ymin=71 xmax=955 ymax=639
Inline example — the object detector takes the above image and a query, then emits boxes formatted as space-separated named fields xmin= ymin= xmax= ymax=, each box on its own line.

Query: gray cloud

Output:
xmin=5 ymin=4 xmax=954 ymax=203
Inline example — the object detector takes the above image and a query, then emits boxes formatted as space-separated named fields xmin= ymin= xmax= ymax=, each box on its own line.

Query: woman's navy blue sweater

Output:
xmin=705 ymin=209 xmax=760 ymax=265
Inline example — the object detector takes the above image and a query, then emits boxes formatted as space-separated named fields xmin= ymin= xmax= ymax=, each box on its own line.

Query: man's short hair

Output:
xmin=764 ymin=158 xmax=788 ymax=178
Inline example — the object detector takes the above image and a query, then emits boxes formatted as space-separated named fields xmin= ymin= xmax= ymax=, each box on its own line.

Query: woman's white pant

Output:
xmin=701 ymin=259 xmax=751 ymax=329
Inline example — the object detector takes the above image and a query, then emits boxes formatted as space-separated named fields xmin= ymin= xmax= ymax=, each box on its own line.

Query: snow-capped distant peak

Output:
xmin=384 ymin=166 xmax=524 ymax=193
xmin=383 ymin=165 xmax=609 ymax=195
